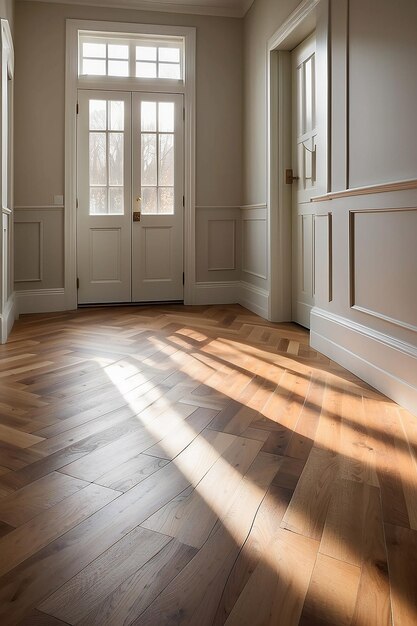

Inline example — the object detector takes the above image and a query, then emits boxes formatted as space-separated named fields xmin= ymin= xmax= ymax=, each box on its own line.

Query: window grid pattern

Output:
xmin=89 ymin=99 xmax=125 ymax=215
xmin=80 ymin=34 xmax=183 ymax=81
xmin=140 ymin=101 xmax=175 ymax=215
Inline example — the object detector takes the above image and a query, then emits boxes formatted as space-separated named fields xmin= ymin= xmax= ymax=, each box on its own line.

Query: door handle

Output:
xmin=285 ymin=169 xmax=300 ymax=184
xmin=133 ymin=196 xmax=141 ymax=222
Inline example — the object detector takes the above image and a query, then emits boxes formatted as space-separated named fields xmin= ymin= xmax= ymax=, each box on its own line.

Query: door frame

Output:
xmin=65 ymin=19 xmax=196 ymax=310
xmin=267 ymin=0 xmax=330 ymax=322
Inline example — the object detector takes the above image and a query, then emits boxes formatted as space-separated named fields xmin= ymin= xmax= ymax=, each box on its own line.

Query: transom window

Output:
xmin=79 ymin=32 xmax=184 ymax=80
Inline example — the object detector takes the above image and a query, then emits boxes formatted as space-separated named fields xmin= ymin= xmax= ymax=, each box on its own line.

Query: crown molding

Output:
xmin=17 ymin=0 xmax=255 ymax=19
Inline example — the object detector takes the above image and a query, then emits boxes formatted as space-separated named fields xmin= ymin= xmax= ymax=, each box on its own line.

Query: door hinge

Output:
xmin=76 ymin=198 xmax=79 ymax=209
xmin=182 ymin=195 xmax=185 ymax=208
xmin=182 ymin=272 xmax=185 ymax=286
xmin=76 ymin=102 xmax=79 ymax=115
xmin=183 ymin=107 xmax=185 ymax=121
xmin=76 ymin=277 xmax=79 ymax=289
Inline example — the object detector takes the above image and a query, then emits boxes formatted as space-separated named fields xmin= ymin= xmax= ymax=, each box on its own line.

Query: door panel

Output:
xmin=292 ymin=34 xmax=317 ymax=328
xmin=77 ymin=91 xmax=132 ymax=304
xmin=132 ymin=93 xmax=184 ymax=302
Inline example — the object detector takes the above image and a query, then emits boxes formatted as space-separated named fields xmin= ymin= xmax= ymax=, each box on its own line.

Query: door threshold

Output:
xmin=78 ymin=301 xmax=184 ymax=309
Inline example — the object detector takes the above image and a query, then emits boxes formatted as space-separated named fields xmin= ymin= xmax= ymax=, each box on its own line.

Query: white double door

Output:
xmin=77 ymin=90 xmax=184 ymax=304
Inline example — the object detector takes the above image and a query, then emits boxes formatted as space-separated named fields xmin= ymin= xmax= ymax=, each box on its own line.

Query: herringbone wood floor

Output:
xmin=0 ymin=304 xmax=416 ymax=625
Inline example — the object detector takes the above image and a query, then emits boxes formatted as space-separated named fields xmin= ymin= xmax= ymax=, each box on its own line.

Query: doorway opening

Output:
xmin=267 ymin=0 xmax=329 ymax=327
xmin=65 ymin=20 xmax=196 ymax=310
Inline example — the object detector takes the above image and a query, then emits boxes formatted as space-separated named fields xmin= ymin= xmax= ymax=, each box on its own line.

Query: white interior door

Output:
xmin=132 ymin=93 xmax=184 ymax=302
xmin=77 ymin=91 xmax=132 ymax=304
xmin=291 ymin=33 xmax=317 ymax=328
xmin=77 ymin=91 xmax=184 ymax=304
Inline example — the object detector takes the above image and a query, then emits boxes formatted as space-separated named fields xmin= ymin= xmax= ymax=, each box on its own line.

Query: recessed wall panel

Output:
xmin=242 ymin=217 xmax=267 ymax=280
xmin=14 ymin=221 xmax=42 ymax=282
xmin=207 ymin=219 xmax=236 ymax=271
xmin=352 ymin=209 xmax=417 ymax=330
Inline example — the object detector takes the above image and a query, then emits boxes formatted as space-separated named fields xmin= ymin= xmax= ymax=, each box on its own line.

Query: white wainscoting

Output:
xmin=195 ymin=206 xmax=240 ymax=283
xmin=193 ymin=204 xmax=270 ymax=318
xmin=14 ymin=206 xmax=67 ymax=314
xmin=193 ymin=281 xmax=240 ymax=305
xmin=240 ymin=281 xmax=270 ymax=319
xmin=193 ymin=205 xmax=240 ymax=306
xmin=349 ymin=208 xmax=417 ymax=332
xmin=1 ymin=210 xmax=16 ymax=342
xmin=310 ymin=185 xmax=417 ymax=416
xmin=241 ymin=205 xmax=268 ymax=282
xmin=311 ymin=307 xmax=417 ymax=416
xmin=239 ymin=204 xmax=269 ymax=318
xmin=16 ymin=288 xmax=67 ymax=314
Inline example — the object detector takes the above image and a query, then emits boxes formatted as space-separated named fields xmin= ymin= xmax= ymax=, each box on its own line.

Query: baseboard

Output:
xmin=1 ymin=292 xmax=16 ymax=343
xmin=238 ymin=281 xmax=269 ymax=319
xmin=16 ymin=288 xmax=67 ymax=314
xmin=191 ymin=281 xmax=240 ymax=305
xmin=310 ymin=307 xmax=417 ymax=416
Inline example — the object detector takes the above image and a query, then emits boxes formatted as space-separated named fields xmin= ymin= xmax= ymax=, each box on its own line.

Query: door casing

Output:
xmin=65 ymin=20 xmax=196 ymax=311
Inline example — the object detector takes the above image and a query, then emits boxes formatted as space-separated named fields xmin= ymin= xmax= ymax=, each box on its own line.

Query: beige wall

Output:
xmin=0 ymin=0 xmax=14 ymax=28
xmin=242 ymin=0 xmax=299 ymax=206
xmin=348 ymin=0 xmax=417 ymax=187
xmin=14 ymin=1 xmax=242 ymax=208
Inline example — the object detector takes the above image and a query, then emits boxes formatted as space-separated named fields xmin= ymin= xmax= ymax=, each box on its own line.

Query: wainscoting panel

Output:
xmin=195 ymin=206 xmax=240 ymax=283
xmin=14 ymin=207 xmax=64 ymax=291
xmin=350 ymin=208 xmax=417 ymax=332
xmin=314 ymin=212 xmax=332 ymax=304
xmin=14 ymin=221 xmax=43 ymax=283
xmin=14 ymin=207 xmax=66 ymax=314
xmin=241 ymin=206 xmax=267 ymax=284
xmin=311 ymin=183 xmax=417 ymax=416
xmin=207 ymin=219 xmax=236 ymax=271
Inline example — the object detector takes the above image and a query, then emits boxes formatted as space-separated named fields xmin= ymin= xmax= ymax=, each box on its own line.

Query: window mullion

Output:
xmin=129 ymin=41 xmax=135 ymax=78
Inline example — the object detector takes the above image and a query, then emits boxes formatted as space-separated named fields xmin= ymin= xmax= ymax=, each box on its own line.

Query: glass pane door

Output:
xmin=140 ymin=100 xmax=175 ymax=215
xmin=132 ymin=92 xmax=184 ymax=302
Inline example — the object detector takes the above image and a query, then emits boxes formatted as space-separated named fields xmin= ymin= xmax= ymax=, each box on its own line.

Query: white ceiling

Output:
xmin=19 ymin=0 xmax=255 ymax=18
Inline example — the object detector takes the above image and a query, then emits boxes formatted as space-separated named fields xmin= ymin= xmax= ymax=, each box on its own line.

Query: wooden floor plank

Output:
xmin=78 ymin=539 xmax=197 ymax=626
xmin=384 ymin=523 xmax=417 ymax=626
xmin=0 ymin=424 xmax=44 ymax=449
xmin=224 ymin=528 xmax=318 ymax=626
xmin=94 ymin=453 xmax=169 ymax=492
xmin=39 ymin=526 xmax=172 ymax=624
xmin=351 ymin=485 xmax=391 ymax=626
xmin=141 ymin=436 xmax=264 ymax=548
xmin=298 ymin=553 xmax=360 ymax=626
xmin=0 ymin=483 xmax=119 ymax=578
xmin=319 ymin=478 xmax=373 ymax=567
xmin=280 ymin=446 xmax=338 ymax=541
xmin=213 ymin=484 xmax=292 ymax=625
xmin=134 ymin=452 xmax=281 ymax=626
xmin=0 ymin=471 xmax=88 ymax=527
